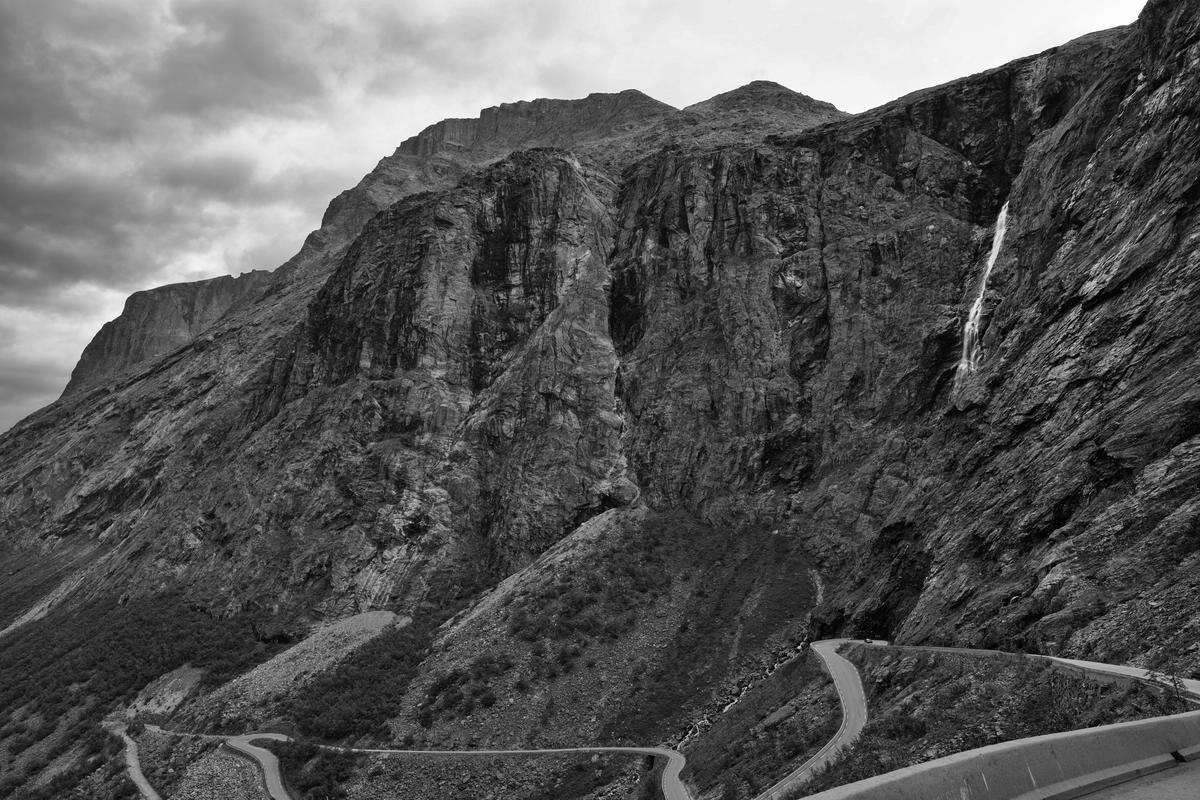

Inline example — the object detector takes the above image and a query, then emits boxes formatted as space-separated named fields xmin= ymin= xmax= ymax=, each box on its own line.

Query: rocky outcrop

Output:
xmin=679 ymin=79 xmax=847 ymax=139
xmin=296 ymin=149 xmax=632 ymax=572
xmin=396 ymin=90 xmax=677 ymax=158
xmin=59 ymin=84 xmax=840 ymax=402
xmin=291 ymin=89 xmax=677 ymax=283
xmin=0 ymin=14 xmax=1160 ymax=639
xmin=63 ymin=270 xmax=271 ymax=394
xmin=0 ymin=10 xmax=1154 ymax=637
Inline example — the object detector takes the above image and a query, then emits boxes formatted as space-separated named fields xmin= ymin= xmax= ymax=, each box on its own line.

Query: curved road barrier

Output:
xmin=798 ymin=643 xmax=1200 ymax=800
xmin=800 ymin=708 xmax=1200 ymax=800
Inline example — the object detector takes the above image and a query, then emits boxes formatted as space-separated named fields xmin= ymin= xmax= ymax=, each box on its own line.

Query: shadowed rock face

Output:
xmin=2 ymin=2 xmax=1198 ymax=695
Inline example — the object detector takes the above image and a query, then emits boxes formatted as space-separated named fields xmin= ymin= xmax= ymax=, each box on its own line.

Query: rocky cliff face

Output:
xmin=866 ymin=0 xmax=1200 ymax=664
xmin=61 ymin=84 xmax=841 ymax=398
xmin=396 ymin=90 xmax=678 ymax=158
xmin=62 ymin=91 xmax=679 ymax=396
xmin=2 ymin=4 xmax=1200 ymax=797
xmin=63 ymin=271 xmax=272 ymax=395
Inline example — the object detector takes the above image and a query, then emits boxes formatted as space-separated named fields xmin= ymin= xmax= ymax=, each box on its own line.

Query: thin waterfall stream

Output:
xmin=953 ymin=201 xmax=1009 ymax=391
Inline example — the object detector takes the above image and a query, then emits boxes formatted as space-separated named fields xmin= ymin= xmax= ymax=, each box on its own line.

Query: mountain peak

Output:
xmin=685 ymin=80 xmax=844 ymax=116
xmin=396 ymin=89 xmax=675 ymax=158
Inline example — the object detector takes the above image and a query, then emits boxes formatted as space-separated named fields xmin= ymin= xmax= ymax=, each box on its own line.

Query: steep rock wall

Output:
xmin=871 ymin=0 xmax=1200 ymax=662
xmin=63 ymin=270 xmax=272 ymax=395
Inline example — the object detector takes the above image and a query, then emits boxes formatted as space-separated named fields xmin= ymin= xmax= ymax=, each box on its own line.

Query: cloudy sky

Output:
xmin=0 ymin=0 xmax=1145 ymax=432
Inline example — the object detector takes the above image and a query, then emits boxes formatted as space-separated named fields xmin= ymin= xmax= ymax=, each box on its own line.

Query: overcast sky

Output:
xmin=0 ymin=0 xmax=1145 ymax=432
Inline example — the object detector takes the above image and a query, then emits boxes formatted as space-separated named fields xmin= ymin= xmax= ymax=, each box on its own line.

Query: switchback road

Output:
xmin=753 ymin=639 xmax=875 ymax=800
xmin=225 ymin=733 xmax=291 ymax=800
xmin=125 ymin=638 xmax=1196 ymax=800
xmin=102 ymin=721 xmax=163 ymax=800
xmin=144 ymin=725 xmax=691 ymax=800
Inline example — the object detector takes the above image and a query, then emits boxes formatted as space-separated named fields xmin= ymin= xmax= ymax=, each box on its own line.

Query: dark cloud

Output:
xmin=0 ymin=360 xmax=64 ymax=432
xmin=0 ymin=158 xmax=229 ymax=310
xmin=0 ymin=310 xmax=97 ymax=433
xmin=0 ymin=2 xmax=153 ymax=156
xmin=151 ymin=0 xmax=328 ymax=118
xmin=0 ymin=0 xmax=531 ymax=312
xmin=147 ymin=152 xmax=262 ymax=198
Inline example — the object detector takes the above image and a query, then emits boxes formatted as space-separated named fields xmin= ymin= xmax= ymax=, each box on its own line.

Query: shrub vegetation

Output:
xmin=0 ymin=591 xmax=280 ymax=799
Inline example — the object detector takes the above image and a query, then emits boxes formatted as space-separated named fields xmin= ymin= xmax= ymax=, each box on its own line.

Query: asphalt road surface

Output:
xmin=1078 ymin=758 xmax=1200 ymax=799
xmin=1047 ymin=655 xmax=1200 ymax=698
xmin=102 ymin=721 xmax=163 ymax=800
xmin=753 ymin=639 xmax=876 ymax=800
xmin=225 ymin=733 xmax=292 ymax=800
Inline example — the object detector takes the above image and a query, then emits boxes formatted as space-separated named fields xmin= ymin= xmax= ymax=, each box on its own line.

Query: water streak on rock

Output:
xmin=954 ymin=201 xmax=1009 ymax=391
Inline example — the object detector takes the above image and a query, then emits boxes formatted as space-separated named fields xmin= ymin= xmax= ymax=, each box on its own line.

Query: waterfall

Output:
xmin=953 ymin=202 xmax=1009 ymax=391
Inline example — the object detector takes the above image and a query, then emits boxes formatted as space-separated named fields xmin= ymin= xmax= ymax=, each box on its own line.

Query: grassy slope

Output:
xmin=268 ymin=742 xmax=652 ymax=800
xmin=379 ymin=509 xmax=819 ymax=751
xmin=236 ymin=508 xmax=826 ymax=798
xmin=682 ymin=650 xmax=840 ymax=800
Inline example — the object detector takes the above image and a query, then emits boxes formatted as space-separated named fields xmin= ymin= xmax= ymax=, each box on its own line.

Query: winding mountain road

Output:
xmin=863 ymin=644 xmax=1200 ymax=701
xmin=1046 ymin=655 xmax=1200 ymax=698
xmin=753 ymin=639 xmax=876 ymax=800
xmin=102 ymin=722 xmax=163 ymax=800
xmin=143 ymin=725 xmax=690 ymax=800
xmin=128 ymin=640 xmax=874 ymax=800
xmin=122 ymin=638 xmax=1197 ymax=800
xmin=225 ymin=733 xmax=292 ymax=800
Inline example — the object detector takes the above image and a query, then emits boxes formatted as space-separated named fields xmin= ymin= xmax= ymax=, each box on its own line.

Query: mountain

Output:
xmin=2 ymin=2 xmax=1199 ymax=798
xmin=682 ymin=79 xmax=844 ymax=125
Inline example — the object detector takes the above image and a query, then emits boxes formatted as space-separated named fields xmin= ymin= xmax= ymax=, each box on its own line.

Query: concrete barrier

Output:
xmin=801 ymin=709 xmax=1200 ymax=800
